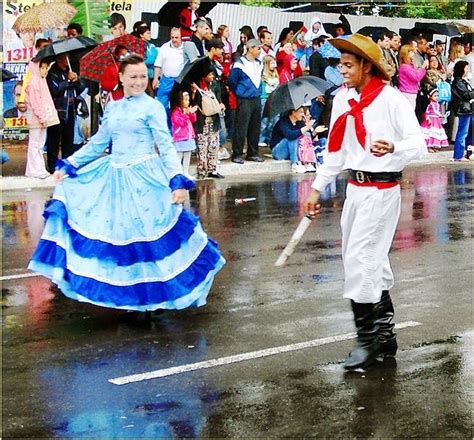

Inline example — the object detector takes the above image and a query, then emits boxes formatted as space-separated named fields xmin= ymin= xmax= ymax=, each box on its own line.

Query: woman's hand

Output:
xmin=53 ymin=170 xmax=66 ymax=183
xmin=171 ymin=189 xmax=188 ymax=204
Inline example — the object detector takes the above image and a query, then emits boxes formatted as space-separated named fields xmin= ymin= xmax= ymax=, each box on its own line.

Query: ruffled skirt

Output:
xmin=421 ymin=120 xmax=449 ymax=148
xmin=28 ymin=155 xmax=225 ymax=311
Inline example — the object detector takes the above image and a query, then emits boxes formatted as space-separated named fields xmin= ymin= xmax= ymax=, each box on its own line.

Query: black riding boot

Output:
xmin=376 ymin=290 xmax=398 ymax=357
xmin=344 ymin=301 xmax=380 ymax=370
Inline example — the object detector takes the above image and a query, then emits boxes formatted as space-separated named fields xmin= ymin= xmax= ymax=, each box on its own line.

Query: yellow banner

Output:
xmin=3 ymin=117 xmax=28 ymax=129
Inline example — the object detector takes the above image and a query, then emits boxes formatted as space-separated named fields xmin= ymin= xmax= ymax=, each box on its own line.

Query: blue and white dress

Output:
xmin=29 ymin=93 xmax=225 ymax=311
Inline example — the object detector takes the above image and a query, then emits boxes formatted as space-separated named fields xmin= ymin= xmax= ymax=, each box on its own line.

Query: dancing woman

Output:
xmin=29 ymin=54 xmax=225 ymax=312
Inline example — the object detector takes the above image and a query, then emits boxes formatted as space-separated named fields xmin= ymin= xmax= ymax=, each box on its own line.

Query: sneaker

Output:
xmin=258 ymin=142 xmax=267 ymax=147
xmin=232 ymin=157 xmax=245 ymax=164
xmin=217 ymin=147 xmax=231 ymax=160
xmin=304 ymin=163 xmax=316 ymax=172
xmin=291 ymin=162 xmax=307 ymax=174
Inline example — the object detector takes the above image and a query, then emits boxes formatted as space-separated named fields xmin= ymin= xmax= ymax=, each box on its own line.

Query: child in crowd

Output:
xmin=259 ymin=55 xmax=280 ymax=147
xmin=279 ymin=53 xmax=298 ymax=84
xmin=420 ymin=88 xmax=449 ymax=153
xmin=298 ymin=134 xmax=316 ymax=172
xmin=171 ymin=91 xmax=197 ymax=178
xmin=23 ymin=60 xmax=59 ymax=178
xmin=179 ymin=0 xmax=201 ymax=41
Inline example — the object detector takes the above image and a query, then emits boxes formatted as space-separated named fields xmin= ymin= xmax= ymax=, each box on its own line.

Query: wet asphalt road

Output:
xmin=2 ymin=164 xmax=473 ymax=439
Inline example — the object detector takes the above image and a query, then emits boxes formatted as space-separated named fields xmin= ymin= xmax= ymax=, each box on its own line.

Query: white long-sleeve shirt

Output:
xmin=312 ymin=85 xmax=427 ymax=192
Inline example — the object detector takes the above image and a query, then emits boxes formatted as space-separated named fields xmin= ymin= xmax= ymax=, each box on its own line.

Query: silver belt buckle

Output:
xmin=355 ymin=171 xmax=365 ymax=183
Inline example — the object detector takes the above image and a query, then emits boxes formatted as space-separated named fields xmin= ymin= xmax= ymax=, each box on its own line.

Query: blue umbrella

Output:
xmin=317 ymin=41 xmax=341 ymax=59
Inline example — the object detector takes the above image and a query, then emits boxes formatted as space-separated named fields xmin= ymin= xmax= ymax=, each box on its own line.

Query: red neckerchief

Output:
xmin=328 ymin=76 xmax=386 ymax=153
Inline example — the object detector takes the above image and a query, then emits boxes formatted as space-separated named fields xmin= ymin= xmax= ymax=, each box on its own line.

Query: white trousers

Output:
xmin=341 ymin=183 xmax=401 ymax=304
xmin=25 ymin=128 xmax=48 ymax=178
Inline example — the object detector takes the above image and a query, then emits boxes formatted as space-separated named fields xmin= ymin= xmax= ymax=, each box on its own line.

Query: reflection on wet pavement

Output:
xmin=2 ymin=165 xmax=472 ymax=438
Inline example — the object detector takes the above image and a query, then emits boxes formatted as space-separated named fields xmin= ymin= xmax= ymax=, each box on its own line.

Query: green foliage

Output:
xmin=342 ymin=0 xmax=467 ymax=19
xmin=70 ymin=0 xmax=110 ymax=39
xmin=240 ymin=0 xmax=276 ymax=6
xmin=393 ymin=0 xmax=467 ymax=19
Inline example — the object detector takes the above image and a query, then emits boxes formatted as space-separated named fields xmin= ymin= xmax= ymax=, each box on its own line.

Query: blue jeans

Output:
xmin=454 ymin=114 xmax=473 ymax=159
xmin=219 ymin=112 xmax=227 ymax=145
xmin=271 ymin=138 xmax=299 ymax=163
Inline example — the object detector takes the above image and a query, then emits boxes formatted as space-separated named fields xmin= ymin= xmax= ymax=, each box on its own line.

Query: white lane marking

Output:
xmin=109 ymin=320 xmax=421 ymax=385
xmin=1 ymin=272 xmax=41 ymax=281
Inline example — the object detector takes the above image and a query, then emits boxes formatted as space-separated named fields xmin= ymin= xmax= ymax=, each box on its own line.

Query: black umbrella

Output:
xmin=33 ymin=36 xmax=97 ymax=62
xmin=1 ymin=68 xmax=17 ymax=82
xmin=412 ymin=22 xmax=461 ymax=37
xmin=264 ymin=76 xmax=332 ymax=118
xmin=323 ymin=22 xmax=337 ymax=38
xmin=176 ymin=56 xmax=213 ymax=85
xmin=170 ymin=56 xmax=213 ymax=108
xmin=157 ymin=1 xmax=219 ymax=26
xmin=357 ymin=26 xmax=391 ymax=38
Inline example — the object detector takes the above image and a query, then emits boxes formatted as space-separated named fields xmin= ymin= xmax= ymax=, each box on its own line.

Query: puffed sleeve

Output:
xmin=61 ymin=104 xmax=113 ymax=172
xmin=146 ymin=100 xmax=195 ymax=190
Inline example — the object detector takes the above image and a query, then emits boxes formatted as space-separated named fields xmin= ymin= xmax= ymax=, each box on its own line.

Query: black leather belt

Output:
xmin=348 ymin=169 xmax=402 ymax=183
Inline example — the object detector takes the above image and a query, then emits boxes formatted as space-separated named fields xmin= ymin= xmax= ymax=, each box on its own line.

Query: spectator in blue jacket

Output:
xmin=270 ymin=106 xmax=315 ymax=173
xmin=228 ymin=38 xmax=264 ymax=163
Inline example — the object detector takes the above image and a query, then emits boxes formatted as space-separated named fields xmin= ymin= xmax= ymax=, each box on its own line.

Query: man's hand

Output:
xmin=371 ymin=139 xmax=394 ymax=157
xmin=315 ymin=95 xmax=325 ymax=104
xmin=171 ymin=189 xmax=188 ymax=204
xmin=68 ymin=71 xmax=78 ymax=82
xmin=304 ymin=189 xmax=321 ymax=219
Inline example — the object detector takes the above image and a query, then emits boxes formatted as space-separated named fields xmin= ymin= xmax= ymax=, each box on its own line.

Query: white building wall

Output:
xmin=206 ymin=3 xmax=473 ymax=45
xmin=126 ymin=2 xmax=473 ymax=47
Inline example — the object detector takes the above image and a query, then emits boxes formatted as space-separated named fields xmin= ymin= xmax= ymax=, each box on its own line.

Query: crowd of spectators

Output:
xmin=5 ymin=4 xmax=474 ymax=178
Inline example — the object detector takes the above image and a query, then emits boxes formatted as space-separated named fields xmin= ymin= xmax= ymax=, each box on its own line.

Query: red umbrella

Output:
xmin=80 ymin=34 xmax=146 ymax=82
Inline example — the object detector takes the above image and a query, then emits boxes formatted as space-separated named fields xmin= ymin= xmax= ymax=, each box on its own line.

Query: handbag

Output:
xmin=436 ymin=79 xmax=451 ymax=103
xmin=197 ymin=87 xmax=221 ymax=116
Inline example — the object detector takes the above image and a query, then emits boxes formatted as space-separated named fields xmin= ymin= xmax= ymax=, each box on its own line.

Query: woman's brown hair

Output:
xmin=118 ymin=54 xmax=144 ymax=74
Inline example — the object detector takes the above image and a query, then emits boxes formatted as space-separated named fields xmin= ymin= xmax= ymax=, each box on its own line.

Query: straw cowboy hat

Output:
xmin=329 ymin=33 xmax=391 ymax=81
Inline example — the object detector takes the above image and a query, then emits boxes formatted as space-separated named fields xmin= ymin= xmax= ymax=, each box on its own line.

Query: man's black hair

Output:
xmin=67 ymin=23 xmax=83 ymax=34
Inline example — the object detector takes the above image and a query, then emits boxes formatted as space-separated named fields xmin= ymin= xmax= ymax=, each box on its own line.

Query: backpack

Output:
xmin=298 ymin=134 xmax=316 ymax=163
xmin=436 ymin=79 xmax=451 ymax=103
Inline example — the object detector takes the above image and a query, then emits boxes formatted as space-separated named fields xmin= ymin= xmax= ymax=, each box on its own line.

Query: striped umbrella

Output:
xmin=12 ymin=3 xmax=77 ymax=34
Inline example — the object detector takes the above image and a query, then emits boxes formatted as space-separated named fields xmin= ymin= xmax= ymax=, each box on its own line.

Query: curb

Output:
xmin=0 ymin=152 xmax=468 ymax=191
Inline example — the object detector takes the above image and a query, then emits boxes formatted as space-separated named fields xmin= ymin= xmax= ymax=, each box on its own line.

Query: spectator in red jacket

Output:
xmin=179 ymin=0 xmax=201 ymax=41
xmin=100 ymin=45 xmax=129 ymax=103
